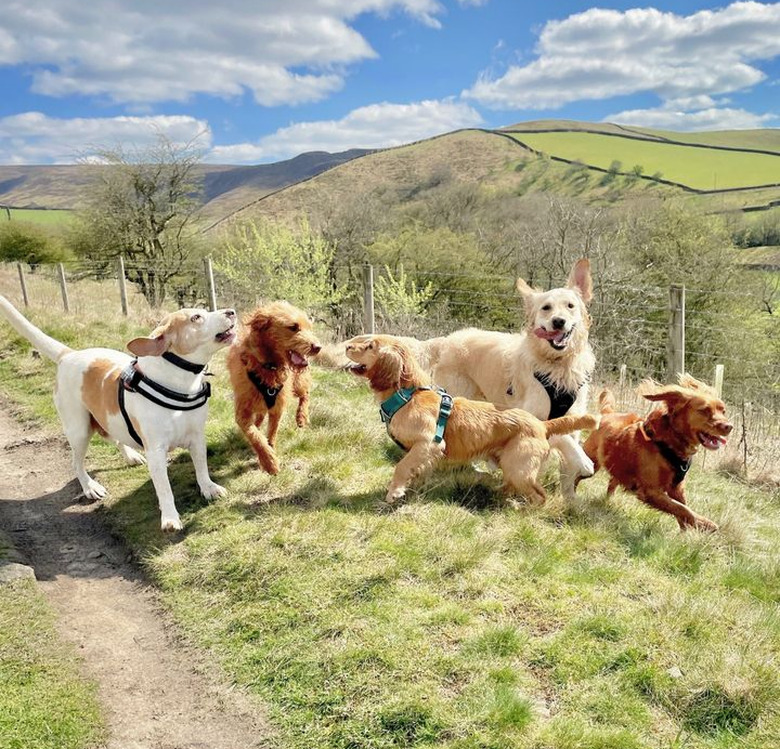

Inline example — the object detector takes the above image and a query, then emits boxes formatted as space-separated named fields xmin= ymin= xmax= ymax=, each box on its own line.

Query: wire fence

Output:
xmin=2 ymin=258 xmax=779 ymax=482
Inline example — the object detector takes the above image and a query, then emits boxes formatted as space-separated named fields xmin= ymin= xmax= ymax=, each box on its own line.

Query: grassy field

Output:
xmin=0 ymin=580 xmax=104 ymax=749
xmin=512 ymin=132 xmax=780 ymax=191
xmin=1 ymin=294 xmax=780 ymax=749
xmin=6 ymin=208 xmax=74 ymax=226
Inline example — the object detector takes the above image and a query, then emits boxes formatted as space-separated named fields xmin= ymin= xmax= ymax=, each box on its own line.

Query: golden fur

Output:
xmin=420 ymin=259 xmax=597 ymax=500
xmin=580 ymin=375 xmax=733 ymax=531
xmin=345 ymin=334 xmax=598 ymax=505
xmin=227 ymin=301 xmax=321 ymax=474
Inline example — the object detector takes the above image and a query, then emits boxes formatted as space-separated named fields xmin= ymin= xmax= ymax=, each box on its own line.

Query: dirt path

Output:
xmin=0 ymin=402 xmax=271 ymax=749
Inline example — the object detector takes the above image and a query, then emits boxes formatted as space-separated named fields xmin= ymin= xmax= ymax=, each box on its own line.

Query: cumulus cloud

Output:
xmin=207 ymin=99 xmax=484 ymax=163
xmin=0 ymin=0 xmax=445 ymax=105
xmin=463 ymin=2 xmax=780 ymax=109
xmin=606 ymin=105 xmax=777 ymax=131
xmin=0 ymin=112 xmax=210 ymax=164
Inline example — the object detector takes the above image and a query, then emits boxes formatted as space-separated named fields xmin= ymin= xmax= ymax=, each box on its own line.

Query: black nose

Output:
xmin=551 ymin=317 xmax=566 ymax=330
xmin=310 ymin=344 xmax=322 ymax=355
xmin=224 ymin=309 xmax=236 ymax=318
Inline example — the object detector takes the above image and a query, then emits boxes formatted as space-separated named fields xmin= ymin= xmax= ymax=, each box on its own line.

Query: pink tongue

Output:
xmin=290 ymin=351 xmax=307 ymax=367
xmin=534 ymin=327 xmax=559 ymax=341
xmin=702 ymin=434 xmax=726 ymax=450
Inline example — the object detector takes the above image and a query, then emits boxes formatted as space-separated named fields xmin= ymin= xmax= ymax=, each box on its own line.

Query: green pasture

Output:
xmin=1 ymin=302 xmax=780 ymax=749
xmin=513 ymin=132 xmax=780 ymax=191
xmin=4 ymin=208 xmax=74 ymax=226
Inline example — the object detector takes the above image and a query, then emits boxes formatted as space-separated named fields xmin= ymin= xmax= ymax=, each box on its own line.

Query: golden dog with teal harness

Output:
xmin=380 ymin=385 xmax=453 ymax=451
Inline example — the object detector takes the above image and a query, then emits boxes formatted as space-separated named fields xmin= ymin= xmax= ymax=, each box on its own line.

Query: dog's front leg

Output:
xmin=550 ymin=433 xmax=594 ymax=500
xmin=293 ymin=369 xmax=311 ymax=428
xmin=385 ymin=442 xmax=443 ymax=504
xmin=146 ymin=446 xmax=183 ymax=532
xmin=266 ymin=405 xmax=283 ymax=448
xmin=189 ymin=435 xmax=227 ymax=500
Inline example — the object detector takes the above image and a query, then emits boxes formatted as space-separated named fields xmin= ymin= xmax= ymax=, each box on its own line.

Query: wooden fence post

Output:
xmin=714 ymin=364 xmax=724 ymax=399
xmin=363 ymin=264 xmax=375 ymax=334
xmin=57 ymin=262 xmax=70 ymax=313
xmin=667 ymin=284 xmax=685 ymax=380
xmin=16 ymin=263 xmax=29 ymax=308
xmin=204 ymin=257 xmax=217 ymax=312
xmin=117 ymin=256 xmax=128 ymax=316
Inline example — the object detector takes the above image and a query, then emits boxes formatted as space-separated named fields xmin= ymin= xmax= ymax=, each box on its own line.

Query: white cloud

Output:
xmin=0 ymin=112 xmax=210 ymax=164
xmin=207 ymin=99 xmax=484 ymax=163
xmin=606 ymin=105 xmax=778 ymax=131
xmin=463 ymin=2 xmax=780 ymax=110
xmin=0 ymin=0 xmax=445 ymax=105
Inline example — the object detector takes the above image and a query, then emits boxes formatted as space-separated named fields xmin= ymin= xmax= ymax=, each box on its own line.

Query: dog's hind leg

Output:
xmin=54 ymin=391 xmax=107 ymax=501
xmin=500 ymin=439 xmax=548 ymax=505
xmin=550 ymin=434 xmax=594 ymax=501
xmin=117 ymin=443 xmax=146 ymax=466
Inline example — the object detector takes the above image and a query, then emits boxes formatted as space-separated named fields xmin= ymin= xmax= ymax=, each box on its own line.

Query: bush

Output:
xmin=0 ymin=222 xmax=70 ymax=267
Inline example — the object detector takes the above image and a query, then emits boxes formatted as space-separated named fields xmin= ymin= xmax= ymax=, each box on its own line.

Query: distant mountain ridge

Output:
xmin=0 ymin=148 xmax=372 ymax=214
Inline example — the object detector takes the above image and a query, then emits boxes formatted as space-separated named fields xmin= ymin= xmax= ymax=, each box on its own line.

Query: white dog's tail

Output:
xmin=0 ymin=294 xmax=71 ymax=362
xmin=545 ymin=413 xmax=599 ymax=437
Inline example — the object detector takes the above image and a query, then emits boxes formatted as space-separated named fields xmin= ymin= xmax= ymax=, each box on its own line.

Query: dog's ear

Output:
xmin=567 ymin=258 xmax=592 ymax=304
xmin=515 ymin=276 xmax=536 ymax=298
xmin=247 ymin=309 xmax=272 ymax=332
xmin=637 ymin=381 xmax=689 ymax=408
xmin=127 ymin=334 xmax=167 ymax=357
xmin=369 ymin=345 xmax=404 ymax=391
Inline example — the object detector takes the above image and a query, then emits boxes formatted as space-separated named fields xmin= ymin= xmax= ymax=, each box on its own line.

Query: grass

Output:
xmin=0 ymin=580 xmax=104 ymax=749
xmin=1 ymin=302 xmax=780 ymax=749
xmin=6 ymin=208 xmax=74 ymax=226
xmin=512 ymin=132 xmax=780 ymax=191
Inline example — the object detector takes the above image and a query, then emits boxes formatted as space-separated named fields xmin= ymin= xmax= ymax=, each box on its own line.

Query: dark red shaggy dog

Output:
xmin=227 ymin=301 xmax=321 ymax=474
xmin=580 ymin=375 xmax=732 ymax=531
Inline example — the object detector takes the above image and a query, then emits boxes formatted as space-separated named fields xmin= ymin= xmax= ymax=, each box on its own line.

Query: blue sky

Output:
xmin=0 ymin=0 xmax=778 ymax=164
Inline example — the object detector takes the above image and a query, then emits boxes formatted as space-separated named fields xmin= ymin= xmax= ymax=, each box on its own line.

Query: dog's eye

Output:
xmin=367 ymin=343 xmax=374 ymax=350
xmin=190 ymin=313 xmax=202 ymax=323
xmin=289 ymin=323 xmax=300 ymax=332
xmin=541 ymin=304 xmax=552 ymax=312
xmin=567 ymin=302 xmax=575 ymax=309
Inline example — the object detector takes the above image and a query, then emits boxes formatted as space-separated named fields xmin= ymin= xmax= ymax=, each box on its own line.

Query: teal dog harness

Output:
xmin=379 ymin=386 xmax=453 ymax=451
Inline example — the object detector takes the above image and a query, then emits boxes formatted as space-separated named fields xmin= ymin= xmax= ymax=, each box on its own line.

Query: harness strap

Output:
xmin=117 ymin=360 xmax=212 ymax=447
xmin=533 ymin=371 xmax=582 ymax=419
xmin=641 ymin=420 xmax=692 ymax=485
xmin=247 ymin=370 xmax=282 ymax=409
xmin=380 ymin=386 xmax=453 ymax=450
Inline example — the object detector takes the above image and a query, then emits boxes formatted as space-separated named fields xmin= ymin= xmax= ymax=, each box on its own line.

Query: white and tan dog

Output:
xmin=424 ymin=259 xmax=596 ymax=499
xmin=0 ymin=295 xmax=236 ymax=531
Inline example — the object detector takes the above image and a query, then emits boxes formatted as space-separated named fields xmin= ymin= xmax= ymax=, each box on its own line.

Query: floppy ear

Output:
xmin=637 ymin=381 xmax=688 ymax=408
xmin=127 ymin=334 xmax=167 ymax=357
xmin=369 ymin=345 xmax=404 ymax=391
xmin=247 ymin=310 xmax=272 ymax=332
xmin=567 ymin=258 xmax=592 ymax=304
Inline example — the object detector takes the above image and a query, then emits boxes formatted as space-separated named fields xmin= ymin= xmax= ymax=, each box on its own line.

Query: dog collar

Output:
xmin=118 ymin=361 xmax=212 ymax=447
xmin=162 ymin=351 xmax=206 ymax=374
xmin=641 ymin=420 xmax=692 ymax=485
xmin=380 ymin=386 xmax=453 ymax=450
xmin=533 ymin=372 xmax=582 ymax=419
xmin=247 ymin=370 xmax=282 ymax=408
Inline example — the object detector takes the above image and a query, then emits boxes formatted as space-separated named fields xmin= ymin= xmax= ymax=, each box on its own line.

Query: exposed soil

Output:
xmin=0 ymin=401 xmax=271 ymax=749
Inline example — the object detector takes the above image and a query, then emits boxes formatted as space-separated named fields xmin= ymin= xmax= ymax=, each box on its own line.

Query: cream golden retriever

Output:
xmin=423 ymin=259 xmax=596 ymax=500
xmin=345 ymin=334 xmax=597 ymax=505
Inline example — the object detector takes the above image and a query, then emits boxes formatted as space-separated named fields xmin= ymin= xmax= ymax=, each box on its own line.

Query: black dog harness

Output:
xmin=247 ymin=369 xmax=282 ymax=409
xmin=506 ymin=373 xmax=583 ymax=419
xmin=118 ymin=355 xmax=212 ymax=448
xmin=653 ymin=440 xmax=692 ymax=485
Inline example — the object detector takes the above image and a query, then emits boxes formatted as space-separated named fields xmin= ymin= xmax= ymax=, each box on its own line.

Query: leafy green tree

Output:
xmin=68 ymin=133 xmax=205 ymax=307
xmin=0 ymin=222 xmax=69 ymax=268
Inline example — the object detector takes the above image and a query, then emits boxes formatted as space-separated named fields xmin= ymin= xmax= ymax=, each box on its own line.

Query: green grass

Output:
xmin=6 ymin=208 xmax=74 ymax=226
xmin=0 ymin=581 xmax=104 ymax=749
xmin=2 ymin=307 xmax=780 ymax=748
xmin=513 ymin=132 xmax=780 ymax=191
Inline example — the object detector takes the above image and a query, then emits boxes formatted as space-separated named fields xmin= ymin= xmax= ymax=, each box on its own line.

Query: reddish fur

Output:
xmin=581 ymin=378 xmax=733 ymax=532
xmin=227 ymin=301 xmax=321 ymax=474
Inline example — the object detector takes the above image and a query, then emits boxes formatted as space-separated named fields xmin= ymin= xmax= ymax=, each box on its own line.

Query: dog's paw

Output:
xmin=691 ymin=516 xmax=719 ymax=533
xmin=200 ymin=481 xmax=227 ymax=500
xmin=123 ymin=448 xmax=146 ymax=466
xmin=160 ymin=516 xmax=183 ymax=533
xmin=296 ymin=413 xmax=309 ymax=429
xmin=83 ymin=479 xmax=108 ymax=501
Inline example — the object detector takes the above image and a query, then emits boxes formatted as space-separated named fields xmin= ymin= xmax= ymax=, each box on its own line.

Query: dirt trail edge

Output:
xmin=0 ymin=401 xmax=271 ymax=749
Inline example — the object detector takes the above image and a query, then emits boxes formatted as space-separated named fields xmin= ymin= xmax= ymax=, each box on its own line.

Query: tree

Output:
xmin=68 ymin=133 xmax=206 ymax=307
xmin=0 ymin=221 xmax=69 ymax=268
